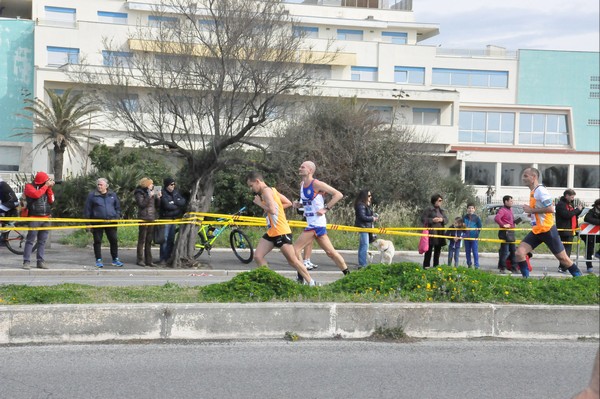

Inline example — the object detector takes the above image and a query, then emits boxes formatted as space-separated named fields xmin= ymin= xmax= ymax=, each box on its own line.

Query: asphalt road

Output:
xmin=0 ymin=339 xmax=597 ymax=399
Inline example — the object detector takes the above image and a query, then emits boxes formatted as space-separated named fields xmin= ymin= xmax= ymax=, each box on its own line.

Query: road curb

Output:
xmin=0 ymin=303 xmax=597 ymax=344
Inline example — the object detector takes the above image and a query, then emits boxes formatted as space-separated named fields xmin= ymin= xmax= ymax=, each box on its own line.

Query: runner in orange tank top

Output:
xmin=246 ymin=171 xmax=316 ymax=286
xmin=515 ymin=168 xmax=582 ymax=277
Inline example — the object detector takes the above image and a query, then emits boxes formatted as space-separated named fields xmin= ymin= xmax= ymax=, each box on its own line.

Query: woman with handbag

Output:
xmin=420 ymin=193 xmax=448 ymax=269
xmin=354 ymin=189 xmax=378 ymax=269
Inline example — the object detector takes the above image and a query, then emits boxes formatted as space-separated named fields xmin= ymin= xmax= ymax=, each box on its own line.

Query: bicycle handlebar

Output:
xmin=214 ymin=207 xmax=247 ymax=222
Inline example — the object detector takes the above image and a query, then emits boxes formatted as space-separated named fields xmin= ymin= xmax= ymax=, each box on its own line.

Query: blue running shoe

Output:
xmin=111 ymin=258 xmax=124 ymax=267
xmin=96 ymin=259 xmax=103 ymax=268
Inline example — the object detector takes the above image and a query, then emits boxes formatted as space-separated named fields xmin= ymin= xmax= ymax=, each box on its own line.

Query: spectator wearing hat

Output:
xmin=22 ymin=171 xmax=55 ymax=269
xmin=134 ymin=177 xmax=161 ymax=267
xmin=158 ymin=177 xmax=186 ymax=265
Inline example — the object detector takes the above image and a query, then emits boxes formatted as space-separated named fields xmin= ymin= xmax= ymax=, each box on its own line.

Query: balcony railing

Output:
xmin=282 ymin=0 xmax=412 ymax=11
xmin=436 ymin=47 xmax=518 ymax=59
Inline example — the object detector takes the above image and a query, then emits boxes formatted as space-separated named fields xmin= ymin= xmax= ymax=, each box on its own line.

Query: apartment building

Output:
xmin=0 ymin=0 xmax=598 ymax=201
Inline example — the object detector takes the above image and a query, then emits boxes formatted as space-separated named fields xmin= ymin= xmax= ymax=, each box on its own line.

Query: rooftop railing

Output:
xmin=436 ymin=47 xmax=518 ymax=59
xmin=282 ymin=0 xmax=412 ymax=11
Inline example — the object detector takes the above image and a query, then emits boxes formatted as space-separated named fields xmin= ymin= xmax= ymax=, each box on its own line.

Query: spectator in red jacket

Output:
xmin=23 ymin=172 xmax=55 ymax=269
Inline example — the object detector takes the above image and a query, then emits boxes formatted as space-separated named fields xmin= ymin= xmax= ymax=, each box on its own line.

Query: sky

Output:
xmin=413 ymin=0 xmax=600 ymax=52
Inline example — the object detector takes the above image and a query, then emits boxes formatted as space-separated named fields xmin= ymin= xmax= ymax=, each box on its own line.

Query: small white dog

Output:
xmin=368 ymin=238 xmax=395 ymax=265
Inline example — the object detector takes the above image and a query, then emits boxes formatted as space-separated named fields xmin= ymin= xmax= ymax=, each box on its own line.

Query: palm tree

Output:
xmin=17 ymin=88 xmax=99 ymax=180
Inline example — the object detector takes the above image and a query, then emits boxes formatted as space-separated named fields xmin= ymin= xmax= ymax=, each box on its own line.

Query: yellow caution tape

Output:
xmin=0 ymin=213 xmax=583 ymax=245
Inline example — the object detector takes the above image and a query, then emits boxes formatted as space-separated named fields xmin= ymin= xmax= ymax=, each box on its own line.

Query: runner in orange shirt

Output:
xmin=246 ymin=171 xmax=316 ymax=286
xmin=515 ymin=168 xmax=582 ymax=277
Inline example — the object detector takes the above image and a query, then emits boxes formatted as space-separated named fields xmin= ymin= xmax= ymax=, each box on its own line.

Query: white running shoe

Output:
xmin=304 ymin=260 xmax=318 ymax=270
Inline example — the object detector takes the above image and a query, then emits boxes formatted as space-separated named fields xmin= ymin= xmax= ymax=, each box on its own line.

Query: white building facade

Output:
xmin=0 ymin=0 xmax=598 ymax=202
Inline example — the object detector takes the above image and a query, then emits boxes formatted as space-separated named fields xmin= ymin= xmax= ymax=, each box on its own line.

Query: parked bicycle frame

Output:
xmin=0 ymin=221 xmax=37 ymax=255
xmin=194 ymin=207 xmax=254 ymax=264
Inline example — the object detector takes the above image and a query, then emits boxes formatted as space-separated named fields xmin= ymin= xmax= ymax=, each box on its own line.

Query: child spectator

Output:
xmin=463 ymin=203 xmax=482 ymax=269
xmin=447 ymin=217 xmax=466 ymax=266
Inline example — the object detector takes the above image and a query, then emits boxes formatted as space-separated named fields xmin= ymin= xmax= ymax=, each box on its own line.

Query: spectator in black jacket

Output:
xmin=555 ymin=189 xmax=583 ymax=272
xmin=581 ymin=198 xmax=600 ymax=274
xmin=84 ymin=178 xmax=123 ymax=268
xmin=421 ymin=193 xmax=448 ymax=269
xmin=158 ymin=177 xmax=186 ymax=265
xmin=354 ymin=189 xmax=378 ymax=269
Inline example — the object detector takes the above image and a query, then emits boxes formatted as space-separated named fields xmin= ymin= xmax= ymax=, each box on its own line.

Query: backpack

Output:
xmin=0 ymin=180 xmax=19 ymax=215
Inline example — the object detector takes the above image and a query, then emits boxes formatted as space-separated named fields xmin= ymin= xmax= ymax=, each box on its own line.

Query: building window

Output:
xmin=44 ymin=6 xmax=76 ymax=25
xmin=459 ymin=111 xmax=515 ymax=144
xmin=124 ymin=95 xmax=139 ymax=113
xmin=413 ymin=108 xmax=440 ymax=125
xmin=47 ymin=46 xmax=79 ymax=66
xmin=501 ymin=163 xmax=531 ymax=186
xmin=198 ymin=19 xmax=217 ymax=30
xmin=382 ymin=32 xmax=407 ymax=44
xmin=0 ymin=146 xmax=21 ymax=172
xmin=293 ymin=26 xmax=319 ymax=38
xmin=519 ymin=113 xmax=569 ymax=146
xmin=465 ymin=162 xmax=495 ymax=186
xmin=394 ymin=66 xmax=424 ymax=85
xmin=97 ymin=11 xmax=127 ymax=25
xmin=112 ymin=94 xmax=139 ymax=113
xmin=367 ymin=106 xmax=393 ymax=123
xmin=432 ymin=68 xmax=508 ymax=88
xmin=102 ymin=51 xmax=132 ymax=67
xmin=148 ymin=15 xmax=179 ymax=28
xmin=337 ymin=29 xmax=363 ymax=41
xmin=305 ymin=64 xmax=331 ymax=80
xmin=351 ymin=66 xmax=377 ymax=81
xmin=574 ymin=166 xmax=600 ymax=189
xmin=539 ymin=164 xmax=568 ymax=188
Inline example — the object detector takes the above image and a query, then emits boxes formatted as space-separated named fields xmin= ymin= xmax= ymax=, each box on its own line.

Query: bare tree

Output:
xmin=69 ymin=0 xmax=334 ymax=267
xmin=268 ymin=98 xmax=439 ymax=207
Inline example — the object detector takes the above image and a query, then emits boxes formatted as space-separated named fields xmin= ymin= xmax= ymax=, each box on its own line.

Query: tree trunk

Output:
xmin=53 ymin=144 xmax=65 ymax=181
xmin=169 ymin=174 xmax=215 ymax=268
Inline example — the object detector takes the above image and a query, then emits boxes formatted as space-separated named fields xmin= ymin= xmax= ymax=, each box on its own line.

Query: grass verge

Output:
xmin=0 ymin=263 xmax=598 ymax=305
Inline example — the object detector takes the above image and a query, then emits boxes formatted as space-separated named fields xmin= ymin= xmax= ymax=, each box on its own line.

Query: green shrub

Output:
xmin=1 ymin=264 xmax=597 ymax=305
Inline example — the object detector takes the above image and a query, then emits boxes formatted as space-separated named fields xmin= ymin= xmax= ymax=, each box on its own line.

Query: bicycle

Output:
xmin=0 ymin=221 xmax=36 ymax=255
xmin=194 ymin=207 xmax=254 ymax=264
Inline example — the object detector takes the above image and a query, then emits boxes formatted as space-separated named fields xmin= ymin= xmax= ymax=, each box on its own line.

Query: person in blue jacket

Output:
xmin=463 ymin=202 xmax=482 ymax=269
xmin=83 ymin=178 xmax=123 ymax=268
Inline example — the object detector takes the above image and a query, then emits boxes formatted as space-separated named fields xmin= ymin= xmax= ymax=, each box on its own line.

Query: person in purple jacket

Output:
xmin=494 ymin=195 xmax=517 ymax=274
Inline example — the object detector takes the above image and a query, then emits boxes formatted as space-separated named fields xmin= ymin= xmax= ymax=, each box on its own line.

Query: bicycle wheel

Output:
xmin=230 ymin=229 xmax=254 ymax=264
xmin=4 ymin=228 xmax=27 ymax=255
